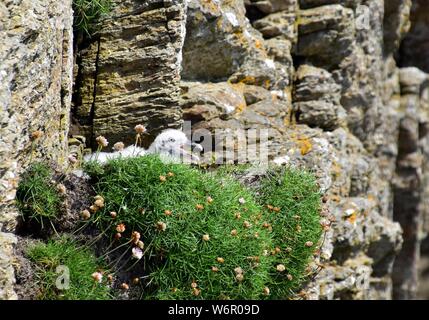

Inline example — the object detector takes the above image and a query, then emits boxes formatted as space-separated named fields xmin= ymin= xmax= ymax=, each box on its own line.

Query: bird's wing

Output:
xmin=84 ymin=151 xmax=119 ymax=164
xmin=121 ymin=146 xmax=146 ymax=158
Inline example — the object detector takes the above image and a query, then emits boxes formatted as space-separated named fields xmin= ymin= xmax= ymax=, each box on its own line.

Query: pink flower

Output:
xmin=131 ymin=231 xmax=141 ymax=244
xmin=156 ymin=221 xmax=167 ymax=231
xmin=92 ymin=272 xmax=103 ymax=283
xmin=137 ymin=240 xmax=144 ymax=249
xmin=116 ymin=223 xmax=126 ymax=233
xmin=81 ymin=210 xmax=91 ymax=220
xmin=134 ymin=124 xmax=146 ymax=134
xmin=305 ymin=241 xmax=314 ymax=247
xmin=96 ymin=135 xmax=109 ymax=147
xmin=68 ymin=155 xmax=78 ymax=164
xmin=113 ymin=141 xmax=125 ymax=151
xmin=57 ymin=184 xmax=66 ymax=194
xmin=132 ymin=247 xmax=143 ymax=260
xmin=276 ymin=264 xmax=286 ymax=272
xmin=31 ymin=130 xmax=43 ymax=140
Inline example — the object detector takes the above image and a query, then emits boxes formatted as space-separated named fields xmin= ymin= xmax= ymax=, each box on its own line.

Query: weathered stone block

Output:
xmin=297 ymin=4 xmax=355 ymax=65
xmin=293 ymin=65 xmax=346 ymax=130
xmin=73 ymin=0 xmax=186 ymax=148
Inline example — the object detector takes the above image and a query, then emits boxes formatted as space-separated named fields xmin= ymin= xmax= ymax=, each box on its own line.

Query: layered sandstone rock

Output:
xmin=293 ymin=65 xmax=346 ymax=130
xmin=72 ymin=0 xmax=186 ymax=148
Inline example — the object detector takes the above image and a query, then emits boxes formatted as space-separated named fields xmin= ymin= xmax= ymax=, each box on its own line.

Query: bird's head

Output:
xmin=149 ymin=129 xmax=203 ymax=161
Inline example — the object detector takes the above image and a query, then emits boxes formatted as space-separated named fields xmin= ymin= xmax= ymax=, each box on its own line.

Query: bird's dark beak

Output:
xmin=191 ymin=142 xmax=203 ymax=152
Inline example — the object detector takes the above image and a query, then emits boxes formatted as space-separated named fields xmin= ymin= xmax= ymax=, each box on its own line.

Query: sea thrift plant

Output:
xmin=259 ymin=167 xmax=322 ymax=299
xmin=86 ymin=155 xmax=273 ymax=299
xmin=82 ymin=156 xmax=322 ymax=299
xmin=73 ymin=0 xmax=112 ymax=36
xmin=134 ymin=124 xmax=146 ymax=147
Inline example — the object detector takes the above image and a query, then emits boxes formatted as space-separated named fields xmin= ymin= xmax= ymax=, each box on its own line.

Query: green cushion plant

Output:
xmin=16 ymin=163 xmax=62 ymax=229
xmin=26 ymin=236 xmax=112 ymax=300
xmin=87 ymin=156 xmax=273 ymax=299
xmin=259 ymin=168 xmax=322 ymax=298
xmin=84 ymin=156 xmax=322 ymax=299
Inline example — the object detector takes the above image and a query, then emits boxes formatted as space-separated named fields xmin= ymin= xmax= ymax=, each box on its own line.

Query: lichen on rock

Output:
xmin=3 ymin=0 xmax=429 ymax=300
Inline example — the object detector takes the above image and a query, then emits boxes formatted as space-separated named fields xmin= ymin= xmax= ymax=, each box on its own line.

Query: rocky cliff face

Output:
xmin=179 ymin=0 xmax=409 ymax=299
xmin=0 ymin=0 xmax=73 ymax=299
xmin=2 ymin=0 xmax=429 ymax=299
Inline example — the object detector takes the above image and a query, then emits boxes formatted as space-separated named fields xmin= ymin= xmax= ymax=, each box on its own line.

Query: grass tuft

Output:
xmin=16 ymin=163 xmax=62 ymax=226
xmin=26 ymin=236 xmax=112 ymax=300
xmin=73 ymin=0 xmax=112 ymax=36
xmin=82 ymin=160 xmax=105 ymax=177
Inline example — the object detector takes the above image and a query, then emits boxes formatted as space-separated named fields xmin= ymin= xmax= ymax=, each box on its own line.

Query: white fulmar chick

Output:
xmin=83 ymin=129 xmax=202 ymax=164
xmin=147 ymin=129 xmax=203 ymax=164
xmin=84 ymin=145 xmax=146 ymax=164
